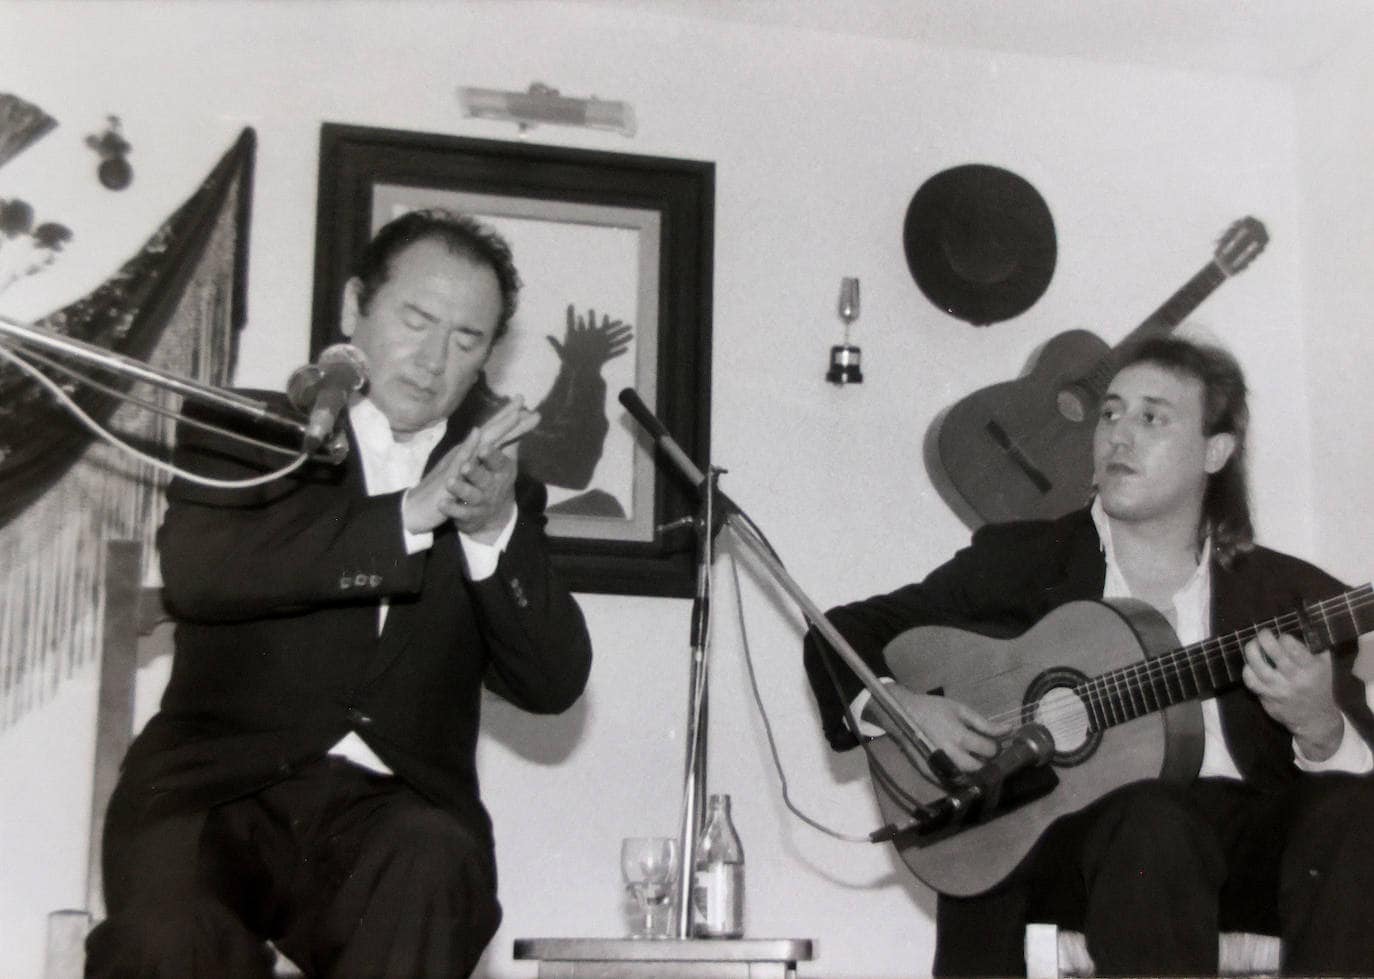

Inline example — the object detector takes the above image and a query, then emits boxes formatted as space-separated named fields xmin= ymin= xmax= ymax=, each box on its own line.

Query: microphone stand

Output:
xmin=672 ymin=465 xmax=721 ymax=938
xmin=0 ymin=314 xmax=313 ymax=446
xmin=620 ymin=390 xmax=945 ymax=937
xmin=721 ymin=509 xmax=941 ymax=780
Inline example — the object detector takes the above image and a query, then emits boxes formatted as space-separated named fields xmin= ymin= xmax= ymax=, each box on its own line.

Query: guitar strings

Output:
xmin=970 ymin=589 xmax=1374 ymax=737
xmin=980 ymin=591 xmax=1374 ymax=733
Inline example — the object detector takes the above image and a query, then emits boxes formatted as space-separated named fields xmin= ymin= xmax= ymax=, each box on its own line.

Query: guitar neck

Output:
xmin=1080 ymin=585 xmax=1374 ymax=732
xmin=1079 ymin=261 xmax=1228 ymax=401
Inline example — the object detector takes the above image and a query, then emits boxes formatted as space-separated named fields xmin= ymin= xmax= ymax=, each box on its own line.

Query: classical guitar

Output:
xmin=931 ymin=217 xmax=1268 ymax=527
xmin=867 ymin=584 xmax=1374 ymax=897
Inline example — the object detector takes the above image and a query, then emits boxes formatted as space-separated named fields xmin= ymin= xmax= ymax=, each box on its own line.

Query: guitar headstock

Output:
xmin=1214 ymin=216 xmax=1268 ymax=277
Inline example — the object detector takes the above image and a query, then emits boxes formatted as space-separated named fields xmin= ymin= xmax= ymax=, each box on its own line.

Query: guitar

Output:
xmin=930 ymin=217 xmax=1268 ymax=528
xmin=867 ymin=583 xmax=1374 ymax=897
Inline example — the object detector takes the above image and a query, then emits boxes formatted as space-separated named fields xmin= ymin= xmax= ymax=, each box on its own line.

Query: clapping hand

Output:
xmin=404 ymin=397 xmax=540 ymax=542
xmin=546 ymin=305 xmax=633 ymax=372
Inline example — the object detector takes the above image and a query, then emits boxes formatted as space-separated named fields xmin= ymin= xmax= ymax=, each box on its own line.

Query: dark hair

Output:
xmin=1114 ymin=336 xmax=1254 ymax=565
xmin=351 ymin=208 xmax=521 ymax=343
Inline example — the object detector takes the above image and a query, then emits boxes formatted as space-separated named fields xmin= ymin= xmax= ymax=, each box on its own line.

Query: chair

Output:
xmin=1023 ymin=923 xmax=1280 ymax=978
xmin=45 ymin=540 xmax=169 ymax=979
xmin=42 ymin=540 xmax=301 ymax=978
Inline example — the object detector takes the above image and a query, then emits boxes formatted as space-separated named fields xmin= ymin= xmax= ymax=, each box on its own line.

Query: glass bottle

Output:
xmin=691 ymin=793 xmax=744 ymax=938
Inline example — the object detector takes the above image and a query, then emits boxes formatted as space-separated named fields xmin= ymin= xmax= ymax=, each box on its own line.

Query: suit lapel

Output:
xmin=1209 ymin=555 xmax=1293 ymax=786
xmin=358 ymin=395 xmax=485 ymax=684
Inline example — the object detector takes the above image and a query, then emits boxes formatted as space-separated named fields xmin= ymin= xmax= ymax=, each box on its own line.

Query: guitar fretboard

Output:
xmin=1079 ymin=585 xmax=1374 ymax=732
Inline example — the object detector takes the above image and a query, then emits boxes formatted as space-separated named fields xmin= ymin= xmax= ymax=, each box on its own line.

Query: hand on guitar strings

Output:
xmin=1241 ymin=628 xmax=1345 ymax=762
xmin=865 ymin=685 xmax=1015 ymax=777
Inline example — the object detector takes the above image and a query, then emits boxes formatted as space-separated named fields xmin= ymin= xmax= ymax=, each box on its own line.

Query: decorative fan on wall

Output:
xmin=0 ymin=93 xmax=58 ymax=170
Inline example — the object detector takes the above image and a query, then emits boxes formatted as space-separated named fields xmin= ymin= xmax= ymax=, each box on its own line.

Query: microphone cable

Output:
xmin=725 ymin=519 xmax=879 ymax=845
xmin=0 ymin=341 xmax=309 ymax=489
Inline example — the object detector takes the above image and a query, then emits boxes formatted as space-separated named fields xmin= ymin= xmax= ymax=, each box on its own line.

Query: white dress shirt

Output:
xmin=328 ymin=397 xmax=517 ymax=774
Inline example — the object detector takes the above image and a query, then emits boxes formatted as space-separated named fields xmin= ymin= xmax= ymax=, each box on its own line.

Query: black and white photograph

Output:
xmin=2 ymin=3 xmax=1373 ymax=978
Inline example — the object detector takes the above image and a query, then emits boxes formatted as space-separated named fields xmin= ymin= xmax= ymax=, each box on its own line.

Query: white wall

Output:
xmin=1296 ymin=39 xmax=1374 ymax=589
xmin=2 ymin=3 xmax=1371 ymax=977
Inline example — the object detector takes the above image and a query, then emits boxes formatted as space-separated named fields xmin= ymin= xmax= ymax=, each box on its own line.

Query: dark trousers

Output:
xmin=934 ymin=774 xmax=1374 ymax=977
xmin=86 ymin=757 xmax=502 ymax=979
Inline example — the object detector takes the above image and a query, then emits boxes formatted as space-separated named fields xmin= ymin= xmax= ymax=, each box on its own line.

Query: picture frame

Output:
xmin=311 ymin=123 xmax=714 ymax=597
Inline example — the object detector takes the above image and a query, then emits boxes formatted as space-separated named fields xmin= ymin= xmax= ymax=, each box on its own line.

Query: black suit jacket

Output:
xmin=114 ymin=387 xmax=592 ymax=848
xmin=804 ymin=508 xmax=1373 ymax=787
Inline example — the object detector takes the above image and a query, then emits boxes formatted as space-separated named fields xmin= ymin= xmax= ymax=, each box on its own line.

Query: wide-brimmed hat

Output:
xmin=903 ymin=164 xmax=1056 ymax=326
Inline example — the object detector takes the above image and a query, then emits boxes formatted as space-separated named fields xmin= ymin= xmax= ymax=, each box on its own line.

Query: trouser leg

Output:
xmin=933 ymin=883 xmax=1030 ymax=977
xmin=1275 ymin=774 xmax=1374 ymax=976
xmin=1075 ymin=780 xmax=1226 ymax=976
xmin=85 ymin=789 xmax=275 ymax=979
xmin=305 ymin=790 xmax=501 ymax=978
xmin=221 ymin=759 xmax=502 ymax=979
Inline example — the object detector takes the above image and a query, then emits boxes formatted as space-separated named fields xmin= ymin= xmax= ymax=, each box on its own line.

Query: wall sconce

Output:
xmin=826 ymin=277 xmax=863 ymax=385
xmin=458 ymin=83 xmax=636 ymax=137
xmin=85 ymin=115 xmax=132 ymax=190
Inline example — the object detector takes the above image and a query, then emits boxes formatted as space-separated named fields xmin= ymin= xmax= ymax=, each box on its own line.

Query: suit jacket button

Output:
xmin=510 ymin=576 xmax=528 ymax=608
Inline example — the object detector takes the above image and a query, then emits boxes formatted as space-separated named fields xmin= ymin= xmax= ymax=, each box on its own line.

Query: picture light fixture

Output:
xmin=458 ymin=82 xmax=636 ymax=137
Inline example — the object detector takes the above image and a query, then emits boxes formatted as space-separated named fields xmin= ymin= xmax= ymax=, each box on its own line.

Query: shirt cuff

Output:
xmin=458 ymin=507 xmax=518 ymax=580
xmin=1293 ymin=711 xmax=1374 ymax=774
xmin=398 ymin=491 xmax=434 ymax=555
xmin=849 ymin=677 xmax=897 ymax=741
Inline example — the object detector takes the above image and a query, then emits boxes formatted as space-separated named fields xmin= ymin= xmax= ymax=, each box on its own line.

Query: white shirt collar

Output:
xmin=347 ymin=396 xmax=448 ymax=496
xmin=1090 ymin=495 xmax=1211 ymax=642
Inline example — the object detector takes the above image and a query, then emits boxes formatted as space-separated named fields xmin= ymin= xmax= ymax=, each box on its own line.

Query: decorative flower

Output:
xmin=0 ymin=196 xmax=73 ymax=295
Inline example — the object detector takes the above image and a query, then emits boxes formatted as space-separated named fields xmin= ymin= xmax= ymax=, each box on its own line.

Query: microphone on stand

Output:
xmin=870 ymin=723 xmax=1056 ymax=842
xmin=288 ymin=344 xmax=369 ymax=453
xmin=618 ymin=387 xmax=707 ymax=488
xmin=618 ymin=387 xmax=742 ymax=536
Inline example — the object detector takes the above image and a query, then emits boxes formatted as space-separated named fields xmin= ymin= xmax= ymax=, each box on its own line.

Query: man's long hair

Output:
xmin=1115 ymin=336 xmax=1255 ymax=566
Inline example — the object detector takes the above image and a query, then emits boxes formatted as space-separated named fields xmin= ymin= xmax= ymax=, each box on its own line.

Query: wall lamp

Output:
xmin=458 ymin=83 xmax=636 ymax=137
xmin=826 ymin=277 xmax=863 ymax=385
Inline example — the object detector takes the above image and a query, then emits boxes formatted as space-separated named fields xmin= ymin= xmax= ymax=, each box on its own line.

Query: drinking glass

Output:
xmin=620 ymin=836 xmax=679 ymax=938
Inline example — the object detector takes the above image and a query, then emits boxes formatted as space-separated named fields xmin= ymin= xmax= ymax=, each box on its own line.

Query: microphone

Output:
xmin=618 ymin=388 xmax=708 ymax=489
xmin=870 ymin=723 xmax=1055 ymax=842
xmin=287 ymin=343 xmax=369 ymax=452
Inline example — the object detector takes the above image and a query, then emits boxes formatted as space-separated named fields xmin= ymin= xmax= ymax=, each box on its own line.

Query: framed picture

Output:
xmin=311 ymin=123 xmax=714 ymax=597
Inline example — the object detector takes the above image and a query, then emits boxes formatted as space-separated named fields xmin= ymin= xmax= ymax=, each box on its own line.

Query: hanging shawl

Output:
xmin=0 ymin=128 xmax=254 ymax=727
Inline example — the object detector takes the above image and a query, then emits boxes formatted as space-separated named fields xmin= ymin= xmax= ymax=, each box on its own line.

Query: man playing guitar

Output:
xmin=804 ymin=336 xmax=1374 ymax=976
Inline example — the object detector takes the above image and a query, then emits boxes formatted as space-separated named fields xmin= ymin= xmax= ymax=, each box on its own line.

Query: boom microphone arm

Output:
xmin=616 ymin=388 xmax=947 ymax=782
xmin=1 ymin=314 xmax=315 ymax=448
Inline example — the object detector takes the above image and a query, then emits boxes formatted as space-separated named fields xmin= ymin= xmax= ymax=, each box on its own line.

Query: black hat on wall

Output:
xmin=903 ymin=163 xmax=1056 ymax=326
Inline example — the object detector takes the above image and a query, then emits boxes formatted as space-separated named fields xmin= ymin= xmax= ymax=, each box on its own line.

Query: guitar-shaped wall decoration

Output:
xmin=868 ymin=583 xmax=1374 ymax=897
xmin=930 ymin=217 xmax=1268 ymax=527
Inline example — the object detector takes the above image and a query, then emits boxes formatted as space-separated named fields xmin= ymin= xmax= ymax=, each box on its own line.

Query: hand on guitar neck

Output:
xmin=1243 ymin=628 xmax=1345 ymax=762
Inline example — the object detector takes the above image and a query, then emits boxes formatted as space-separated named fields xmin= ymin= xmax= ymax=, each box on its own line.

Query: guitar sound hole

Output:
xmin=1056 ymin=388 xmax=1087 ymax=423
xmin=1023 ymin=667 xmax=1100 ymax=767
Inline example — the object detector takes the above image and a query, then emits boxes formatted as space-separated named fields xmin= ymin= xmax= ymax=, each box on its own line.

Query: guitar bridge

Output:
xmin=984 ymin=420 xmax=1053 ymax=494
